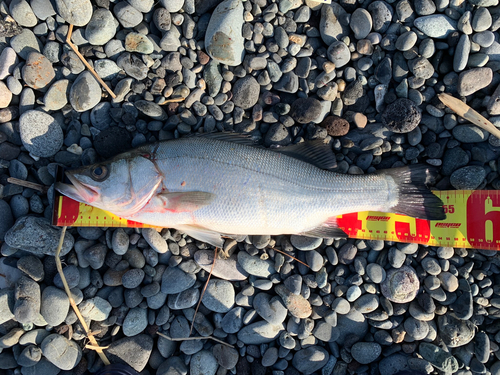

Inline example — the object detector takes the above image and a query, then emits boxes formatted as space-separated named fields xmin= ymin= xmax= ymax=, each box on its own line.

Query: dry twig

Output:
xmin=7 ymin=178 xmax=49 ymax=193
xmin=66 ymin=24 xmax=116 ymax=99
xmin=438 ymin=93 xmax=500 ymax=139
xmin=190 ymin=247 xmax=218 ymax=336
xmin=159 ymin=97 xmax=186 ymax=104
xmin=55 ymin=226 xmax=110 ymax=365
xmin=157 ymin=331 xmax=234 ymax=348
xmin=268 ymin=246 xmax=310 ymax=268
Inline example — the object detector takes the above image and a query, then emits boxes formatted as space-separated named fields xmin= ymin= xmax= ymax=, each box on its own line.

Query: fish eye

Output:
xmin=91 ymin=165 xmax=108 ymax=180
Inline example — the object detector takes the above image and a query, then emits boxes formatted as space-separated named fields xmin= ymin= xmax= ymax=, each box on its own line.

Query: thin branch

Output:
xmin=159 ymin=97 xmax=187 ymax=104
xmin=157 ymin=331 xmax=234 ymax=348
xmin=190 ymin=247 xmax=217 ymax=336
xmin=66 ymin=24 xmax=116 ymax=99
xmin=268 ymin=246 xmax=310 ymax=268
xmin=438 ymin=93 xmax=500 ymax=139
xmin=55 ymin=226 xmax=110 ymax=365
xmin=7 ymin=178 xmax=49 ymax=193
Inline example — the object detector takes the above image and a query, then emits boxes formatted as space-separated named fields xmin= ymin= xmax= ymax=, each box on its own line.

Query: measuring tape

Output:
xmin=52 ymin=190 xmax=500 ymax=251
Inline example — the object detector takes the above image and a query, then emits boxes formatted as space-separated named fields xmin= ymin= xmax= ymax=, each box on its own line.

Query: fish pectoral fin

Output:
xmin=301 ymin=218 xmax=348 ymax=238
xmin=155 ymin=191 xmax=216 ymax=213
xmin=175 ymin=225 xmax=224 ymax=248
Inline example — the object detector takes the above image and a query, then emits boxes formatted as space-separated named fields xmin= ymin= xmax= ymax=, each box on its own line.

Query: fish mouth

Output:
xmin=55 ymin=173 xmax=100 ymax=204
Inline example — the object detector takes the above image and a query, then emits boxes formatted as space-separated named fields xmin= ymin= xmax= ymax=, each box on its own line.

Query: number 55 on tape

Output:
xmin=336 ymin=190 xmax=500 ymax=251
xmin=53 ymin=190 xmax=500 ymax=251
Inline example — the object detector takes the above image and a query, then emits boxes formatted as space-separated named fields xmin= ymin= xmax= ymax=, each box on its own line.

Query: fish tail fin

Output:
xmin=379 ymin=165 xmax=446 ymax=220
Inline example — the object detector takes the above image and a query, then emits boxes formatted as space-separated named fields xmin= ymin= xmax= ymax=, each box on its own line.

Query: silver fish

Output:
xmin=55 ymin=134 xmax=445 ymax=247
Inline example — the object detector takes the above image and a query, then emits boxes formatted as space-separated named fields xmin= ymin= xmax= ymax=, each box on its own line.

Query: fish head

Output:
xmin=56 ymin=152 xmax=162 ymax=216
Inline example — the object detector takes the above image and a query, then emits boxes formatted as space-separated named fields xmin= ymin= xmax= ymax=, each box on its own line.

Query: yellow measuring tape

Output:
xmin=53 ymin=190 xmax=500 ymax=251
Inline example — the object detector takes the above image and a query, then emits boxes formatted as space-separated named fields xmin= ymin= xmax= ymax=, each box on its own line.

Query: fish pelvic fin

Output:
xmin=379 ymin=165 xmax=446 ymax=221
xmin=175 ymin=225 xmax=224 ymax=248
xmin=301 ymin=217 xmax=348 ymax=238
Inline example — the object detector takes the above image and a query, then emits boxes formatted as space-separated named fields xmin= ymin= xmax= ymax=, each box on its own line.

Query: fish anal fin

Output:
xmin=301 ymin=217 xmax=348 ymax=238
xmin=147 ymin=191 xmax=215 ymax=213
xmin=176 ymin=225 xmax=224 ymax=247
xmin=273 ymin=140 xmax=337 ymax=170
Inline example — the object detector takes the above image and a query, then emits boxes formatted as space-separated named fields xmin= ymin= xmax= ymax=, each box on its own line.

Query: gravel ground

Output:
xmin=1 ymin=0 xmax=500 ymax=374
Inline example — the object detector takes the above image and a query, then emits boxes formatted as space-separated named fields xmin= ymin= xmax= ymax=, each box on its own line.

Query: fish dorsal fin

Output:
xmin=273 ymin=140 xmax=337 ymax=170
xmin=301 ymin=217 xmax=348 ymax=238
xmin=190 ymin=132 xmax=260 ymax=146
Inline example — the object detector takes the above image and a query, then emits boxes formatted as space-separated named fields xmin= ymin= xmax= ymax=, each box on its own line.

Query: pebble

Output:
xmin=194 ymin=250 xmax=248 ymax=281
xmin=142 ymin=228 xmax=169 ymax=253
xmin=382 ymin=98 xmax=421 ymax=133
xmin=0 ymin=48 xmax=18 ymax=80
xmin=232 ymin=76 xmax=260 ymax=109
xmin=292 ymin=346 xmax=329 ymax=375
xmin=113 ymin=2 xmax=143 ymax=28
xmin=320 ymin=115 xmax=350 ymax=137
xmin=5 ymin=216 xmax=73 ymax=256
xmin=205 ymin=0 xmax=245 ymax=66
xmin=18 ymin=344 xmax=42 ymax=367
xmin=327 ymin=41 xmax=351 ymax=68
xmin=289 ymin=235 xmax=322 ymax=250
xmin=419 ymin=342 xmax=459 ymax=372
xmin=106 ymin=334 xmax=153 ymax=372
xmin=381 ymin=265 xmax=420 ymax=303
xmin=253 ymin=293 xmax=287 ymax=325
xmin=275 ymin=284 xmax=312 ymax=319
xmin=78 ymin=296 xmax=112 ymax=321
xmin=161 ymin=266 xmax=196 ymax=294
xmin=41 ymin=334 xmax=82 ymax=370
xmin=351 ymin=342 xmax=382 ymax=364
xmin=70 ymin=71 xmax=102 ymax=112
xmin=457 ymin=67 xmax=493 ymax=96
xmin=369 ymin=1 xmax=394 ymax=33
xmin=54 ymin=0 xmax=92 ymax=26
xmin=202 ymin=279 xmax=235 ymax=313
xmin=85 ymin=8 xmax=119 ymax=46
xmin=123 ymin=307 xmax=148 ymax=337
xmin=40 ymin=286 xmax=69 ymax=327
xmin=43 ymin=79 xmax=70 ymax=111
xmin=350 ymin=9 xmax=373 ymax=40
xmin=320 ymin=3 xmax=349 ymax=45
xmin=450 ymin=166 xmax=486 ymax=189
xmin=125 ymin=32 xmax=154 ymax=55
xmin=22 ymin=52 xmax=55 ymax=90
xmin=237 ymin=251 xmax=276 ymax=278
xmin=438 ymin=313 xmax=475 ymax=347
xmin=237 ymin=321 xmax=284 ymax=344
xmin=190 ymin=350 xmax=218 ymax=375
xmin=414 ymin=15 xmax=457 ymax=38
xmin=10 ymin=0 xmax=38 ymax=27
xmin=0 ymin=82 xmax=12 ymax=109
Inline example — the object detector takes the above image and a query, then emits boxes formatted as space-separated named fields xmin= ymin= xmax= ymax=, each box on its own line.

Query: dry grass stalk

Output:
xmin=55 ymin=226 xmax=111 ymax=365
xmin=190 ymin=247 xmax=218 ymax=336
xmin=156 ymin=331 xmax=234 ymax=348
xmin=66 ymin=24 xmax=116 ymax=99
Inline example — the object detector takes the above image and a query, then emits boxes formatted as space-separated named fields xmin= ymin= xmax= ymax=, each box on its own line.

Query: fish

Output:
xmin=55 ymin=133 xmax=446 ymax=247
